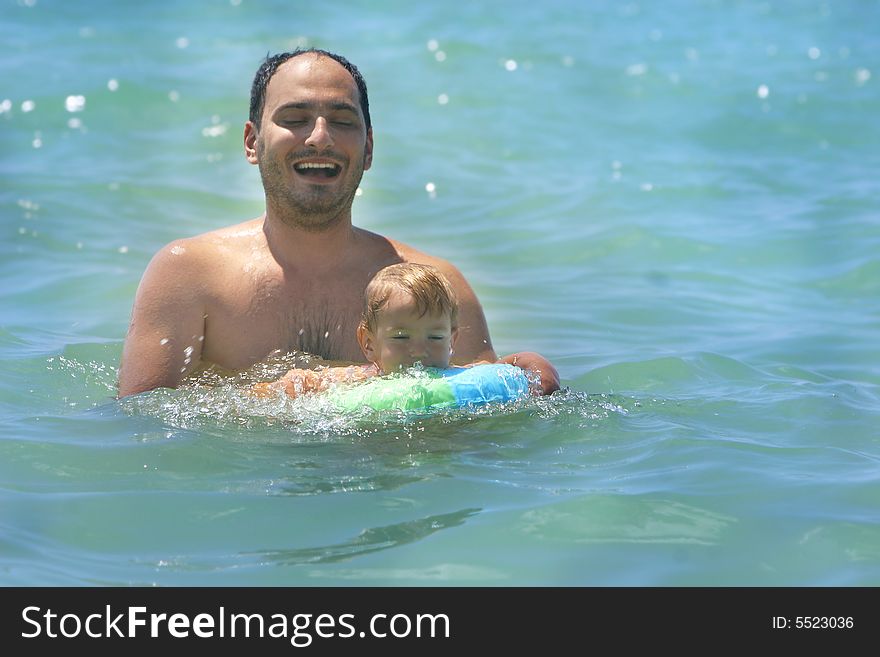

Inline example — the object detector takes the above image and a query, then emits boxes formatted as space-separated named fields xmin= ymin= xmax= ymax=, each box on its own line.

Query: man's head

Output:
xmin=357 ymin=263 xmax=460 ymax=372
xmin=249 ymin=49 xmax=371 ymax=133
xmin=244 ymin=49 xmax=374 ymax=229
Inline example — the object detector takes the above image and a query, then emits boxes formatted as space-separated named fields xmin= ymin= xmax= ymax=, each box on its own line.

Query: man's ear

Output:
xmin=363 ymin=128 xmax=373 ymax=171
xmin=357 ymin=324 xmax=376 ymax=362
xmin=244 ymin=121 xmax=259 ymax=164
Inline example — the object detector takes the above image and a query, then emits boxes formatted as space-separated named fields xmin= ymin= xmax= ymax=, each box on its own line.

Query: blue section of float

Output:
xmin=443 ymin=363 xmax=531 ymax=406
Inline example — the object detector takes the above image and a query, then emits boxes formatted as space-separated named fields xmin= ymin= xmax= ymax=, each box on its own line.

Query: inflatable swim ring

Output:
xmin=329 ymin=363 xmax=531 ymax=413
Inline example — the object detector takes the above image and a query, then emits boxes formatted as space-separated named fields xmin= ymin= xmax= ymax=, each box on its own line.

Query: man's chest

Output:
xmin=201 ymin=276 xmax=368 ymax=367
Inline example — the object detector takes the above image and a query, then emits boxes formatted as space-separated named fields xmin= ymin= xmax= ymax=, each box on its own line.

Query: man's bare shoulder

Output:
xmin=175 ymin=218 xmax=265 ymax=254
xmin=385 ymin=236 xmax=469 ymax=283
xmin=363 ymin=232 xmax=455 ymax=271
xmin=148 ymin=218 xmax=265 ymax=270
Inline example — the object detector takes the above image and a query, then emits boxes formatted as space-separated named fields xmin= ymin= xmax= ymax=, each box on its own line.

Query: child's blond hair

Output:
xmin=361 ymin=263 xmax=459 ymax=332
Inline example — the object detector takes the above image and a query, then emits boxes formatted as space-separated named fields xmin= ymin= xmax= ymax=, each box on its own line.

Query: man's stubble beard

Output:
xmin=257 ymin=139 xmax=366 ymax=233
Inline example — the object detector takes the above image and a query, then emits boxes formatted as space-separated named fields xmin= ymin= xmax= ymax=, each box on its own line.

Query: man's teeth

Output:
xmin=296 ymin=163 xmax=337 ymax=170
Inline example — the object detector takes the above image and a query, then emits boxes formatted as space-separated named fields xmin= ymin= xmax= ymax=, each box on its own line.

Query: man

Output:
xmin=118 ymin=49 xmax=559 ymax=398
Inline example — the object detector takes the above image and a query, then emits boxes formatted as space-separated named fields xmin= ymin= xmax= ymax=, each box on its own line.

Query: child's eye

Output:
xmin=391 ymin=335 xmax=409 ymax=340
xmin=429 ymin=336 xmax=446 ymax=340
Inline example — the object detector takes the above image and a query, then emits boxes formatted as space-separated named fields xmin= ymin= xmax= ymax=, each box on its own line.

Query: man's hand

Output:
xmin=500 ymin=351 xmax=560 ymax=396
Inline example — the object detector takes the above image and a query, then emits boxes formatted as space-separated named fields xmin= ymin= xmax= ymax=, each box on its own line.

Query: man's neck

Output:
xmin=261 ymin=209 xmax=360 ymax=272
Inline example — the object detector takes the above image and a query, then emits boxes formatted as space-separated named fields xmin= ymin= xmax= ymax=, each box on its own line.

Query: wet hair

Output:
xmin=249 ymin=48 xmax=371 ymax=132
xmin=361 ymin=263 xmax=459 ymax=333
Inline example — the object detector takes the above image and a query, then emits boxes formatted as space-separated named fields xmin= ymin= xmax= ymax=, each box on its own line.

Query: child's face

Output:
xmin=358 ymin=290 xmax=458 ymax=372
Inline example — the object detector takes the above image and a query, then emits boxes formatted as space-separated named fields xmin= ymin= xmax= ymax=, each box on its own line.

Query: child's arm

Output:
xmin=252 ymin=364 xmax=378 ymax=399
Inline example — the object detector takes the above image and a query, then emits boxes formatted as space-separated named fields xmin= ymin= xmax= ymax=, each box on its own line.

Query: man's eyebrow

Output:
xmin=273 ymin=101 xmax=359 ymax=114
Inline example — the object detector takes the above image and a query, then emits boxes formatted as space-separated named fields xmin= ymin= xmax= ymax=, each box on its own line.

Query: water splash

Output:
xmin=115 ymin=355 xmax=627 ymax=438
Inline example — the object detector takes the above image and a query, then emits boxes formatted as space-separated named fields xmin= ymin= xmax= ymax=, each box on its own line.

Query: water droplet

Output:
xmin=504 ymin=59 xmax=518 ymax=72
xmin=118 ymin=245 xmax=129 ymax=254
xmin=21 ymin=100 xmax=35 ymax=113
xmin=107 ymin=79 xmax=119 ymax=91
xmin=65 ymin=95 xmax=86 ymax=112
xmin=427 ymin=39 xmax=439 ymax=52
xmin=435 ymin=51 xmax=446 ymax=62
xmin=855 ymin=68 xmax=871 ymax=86
xmin=201 ymin=123 xmax=228 ymax=138
xmin=626 ymin=63 xmax=647 ymax=76
xmin=160 ymin=338 xmax=169 ymax=346
xmin=640 ymin=183 xmax=654 ymax=192
xmin=808 ymin=46 xmax=821 ymax=60
xmin=0 ymin=99 xmax=12 ymax=114
xmin=437 ymin=93 xmax=449 ymax=105
xmin=757 ymin=84 xmax=770 ymax=99
xmin=176 ymin=37 xmax=190 ymax=49
xmin=562 ymin=55 xmax=575 ymax=67
xmin=168 ymin=90 xmax=180 ymax=102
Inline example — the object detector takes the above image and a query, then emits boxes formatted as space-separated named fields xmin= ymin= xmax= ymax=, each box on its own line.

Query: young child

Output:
xmin=254 ymin=262 xmax=543 ymax=399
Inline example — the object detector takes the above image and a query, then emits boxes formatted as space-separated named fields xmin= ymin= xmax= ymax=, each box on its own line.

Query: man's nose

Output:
xmin=304 ymin=117 xmax=333 ymax=150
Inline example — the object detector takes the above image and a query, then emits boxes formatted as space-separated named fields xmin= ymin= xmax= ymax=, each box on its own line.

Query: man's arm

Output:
xmin=118 ymin=242 xmax=207 ymax=398
xmin=426 ymin=260 xmax=497 ymax=364
xmin=499 ymin=351 xmax=560 ymax=396
xmin=430 ymin=260 xmax=560 ymax=395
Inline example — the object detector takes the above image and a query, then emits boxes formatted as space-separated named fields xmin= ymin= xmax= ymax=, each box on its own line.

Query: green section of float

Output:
xmin=330 ymin=373 xmax=456 ymax=412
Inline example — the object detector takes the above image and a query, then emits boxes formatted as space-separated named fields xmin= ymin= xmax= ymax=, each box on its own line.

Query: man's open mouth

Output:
xmin=294 ymin=162 xmax=341 ymax=179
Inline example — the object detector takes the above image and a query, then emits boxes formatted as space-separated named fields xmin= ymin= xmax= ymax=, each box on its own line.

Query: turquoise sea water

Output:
xmin=1 ymin=0 xmax=878 ymax=586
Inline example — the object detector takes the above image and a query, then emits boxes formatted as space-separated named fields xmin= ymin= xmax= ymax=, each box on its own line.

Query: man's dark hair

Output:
xmin=249 ymin=48 xmax=371 ymax=132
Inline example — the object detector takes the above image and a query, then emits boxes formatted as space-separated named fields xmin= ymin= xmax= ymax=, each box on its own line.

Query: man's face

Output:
xmin=358 ymin=290 xmax=458 ymax=373
xmin=248 ymin=54 xmax=373 ymax=229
